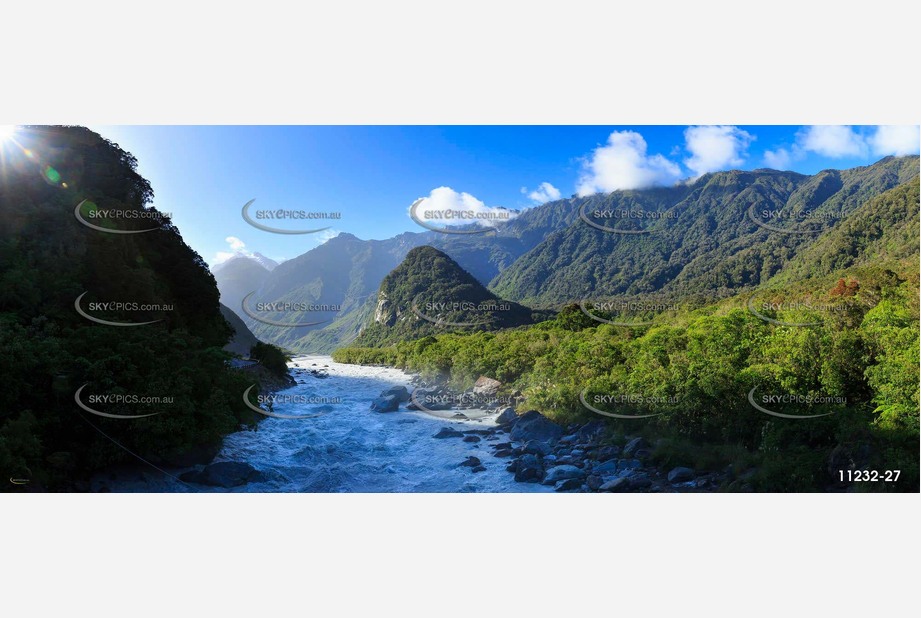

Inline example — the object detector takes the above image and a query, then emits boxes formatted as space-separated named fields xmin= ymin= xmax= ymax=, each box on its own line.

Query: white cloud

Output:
xmin=684 ymin=125 xmax=754 ymax=177
xmin=869 ymin=125 xmax=920 ymax=156
xmin=410 ymin=186 xmax=516 ymax=227
xmin=213 ymin=236 xmax=253 ymax=265
xmin=797 ymin=125 xmax=866 ymax=158
xmin=576 ymin=131 xmax=682 ymax=196
xmin=523 ymin=182 xmax=561 ymax=204
xmin=763 ymin=147 xmax=794 ymax=170
xmin=213 ymin=251 xmax=236 ymax=265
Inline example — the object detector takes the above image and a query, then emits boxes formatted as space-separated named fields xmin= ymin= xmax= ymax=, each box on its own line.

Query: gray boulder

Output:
xmin=667 ymin=467 xmax=696 ymax=483
xmin=180 ymin=461 xmax=265 ymax=488
xmin=495 ymin=407 xmax=518 ymax=425
xmin=599 ymin=477 xmax=631 ymax=492
xmin=433 ymin=427 xmax=464 ymax=439
xmin=510 ymin=411 xmax=563 ymax=444
xmin=371 ymin=394 xmax=401 ymax=412
xmin=473 ymin=376 xmax=502 ymax=396
xmin=623 ymin=437 xmax=649 ymax=457
xmin=513 ymin=454 xmax=544 ymax=483
xmin=381 ymin=385 xmax=411 ymax=403
xmin=542 ymin=465 xmax=586 ymax=485
xmin=523 ymin=440 xmax=551 ymax=456
xmin=555 ymin=478 xmax=583 ymax=492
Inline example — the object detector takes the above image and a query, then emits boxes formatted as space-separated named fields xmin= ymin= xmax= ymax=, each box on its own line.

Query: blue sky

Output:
xmin=89 ymin=125 xmax=919 ymax=267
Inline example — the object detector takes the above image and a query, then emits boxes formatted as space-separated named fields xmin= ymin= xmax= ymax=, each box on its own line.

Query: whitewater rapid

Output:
xmin=101 ymin=355 xmax=548 ymax=492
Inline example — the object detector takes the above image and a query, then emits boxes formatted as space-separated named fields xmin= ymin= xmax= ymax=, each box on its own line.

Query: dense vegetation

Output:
xmin=0 ymin=127 xmax=262 ymax=489
xmin=352 ymin=246 xmax=540 ymax=347
xmin=336 ymin=176 xmax=921 ymax=492
xmin=490 ymin=157 xmax=919 ymax=306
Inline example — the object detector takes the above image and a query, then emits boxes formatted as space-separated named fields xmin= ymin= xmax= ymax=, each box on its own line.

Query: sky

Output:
xmin=86 ymin=125 xmax=920 ymax=267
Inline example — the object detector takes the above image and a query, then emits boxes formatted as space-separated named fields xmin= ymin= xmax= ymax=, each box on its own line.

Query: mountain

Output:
xmin=220 ymin=303 xmax=259 ymax=356
xmin=212 ymin=252 xmax=279 ymax=274
xmin=489 ymin=156 xmax=920 ymax=306
xmin=212 ymin=254 xmax=274 ymax=319
xmin=231 ymin=200 xmax=579 ymax=353
xmin=352 ymin=246 xmax=537 ymax=347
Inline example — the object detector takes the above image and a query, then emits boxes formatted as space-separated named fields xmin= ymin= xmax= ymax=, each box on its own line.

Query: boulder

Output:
xmin=555 ymin=478 xmax=583 ymax=492
xmin=599 ymin=477 xmax=631 ymax=492
xmin=433 ymin=427 xmax=464 ymax=439
xmin=371 ymin=394 xmax=401 ymax=412
xmin=513 ymin=454 xmax=544 ymax=483
xmin=180 ymin=461 xmax=265 ymax=488
xmin=473 ymin=376 xmax=502 ymax=397
xmin=667 ymin=467 xmax=696 ymax=483
xmin=542 ymin=465 xmax=586 ymax=485
xmin=586 ymin=475 xmax=603 ymax=491
xmin=463 ymin=435 xmax=481 ymax=443
xmin=509 ymin=411 xmax=564 ymax=444
xmin=459 ymin=456 xmax=481 ymax=468
xmin=592 ymin=460 xmax=618 ymax=475
xmin=576 ymin=420 xmax=606 ymax=442
xmin=472 ymin=465 xmax=487 ymax=473
xmin=591 ymin=445 xmax=621 ymax=462
xmin=523 ymin=440 xmax=551 ymax=456
xmin=381 ymin=386 xmax=410 ymax=402
xmin=623 ymin=437 xmax=649 ymax=458
xmin=495 ymin=407 xmax=518 ymax=426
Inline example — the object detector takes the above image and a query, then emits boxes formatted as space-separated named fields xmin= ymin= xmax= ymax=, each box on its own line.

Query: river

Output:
xmin=98 ymin=355 xmax=548 ymax=492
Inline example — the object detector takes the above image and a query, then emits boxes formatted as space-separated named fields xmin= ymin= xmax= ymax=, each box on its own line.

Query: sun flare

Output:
xmin=0 ymin=125 xmax=18 ymax=140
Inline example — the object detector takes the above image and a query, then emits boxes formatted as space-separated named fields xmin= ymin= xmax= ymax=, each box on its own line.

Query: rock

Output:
xmin=599 ymin=477 xmax=631 ymax=492
xmin=452 ymin=413 xmax=469 ymax=420
xmin=542 ymin=465 xmax=586 ymax=485
xmin=180 ymin=461 xmax=265 ymax=488
xmin=459 ymin=456 xmax=481 ymax=468
xmin=629 ymin=472 xmax=652 ymax=489
xmin=586 ymin=474 xmax=603 ymax=491
xmin=667 ymin=467 xmax=696 ymax=483
xmin=592 ymin=445 xmax=621 ymax=462
xmin=494 ymin=449 xmax=514 ymax=458
xmin=473 ymin=376 xmax=502 ymax=397
xmin=370 ymin=394 xmax=401 ymax=412
xmin=555 ymin=478 xmax=583 ymax=492
xmin=523 ymin=440 xmax=551 ymax=456
xmin=576 ymin=420 xmax=606 ymax=442
xmin=617 ymin=458 xmax=642 ymax=471
xmin=592 ymin=460 xmax=618 ymax=475
xmin=433 ymin=427 xmax=464 ymax=439
xmin=381 ymin=386 xmax=410 ymax=402
xmin=463 ymin=435 xmax=481 ymax=443
xmin=623 ymin=437 xmax=649 ymax=457
xmin=495 ymin=407 xmax=518 ymax=425
xmin=509 ymin=410 xmax=564 ymax=444
xmin=634 ymin=448 xmax=653 ymax=459
xmin=472 ymin=465 xmax=487 ymax=473
xmin=513 ymin=454 xmax=544 ymax=483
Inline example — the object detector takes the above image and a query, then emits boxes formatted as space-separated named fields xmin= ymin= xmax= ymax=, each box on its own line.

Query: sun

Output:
xmin=0 ymin=125 xmax=18 ymax=140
